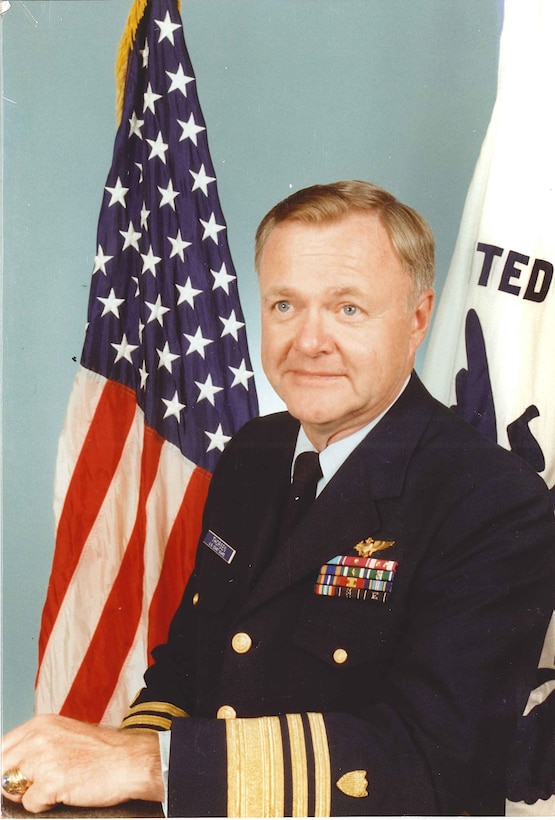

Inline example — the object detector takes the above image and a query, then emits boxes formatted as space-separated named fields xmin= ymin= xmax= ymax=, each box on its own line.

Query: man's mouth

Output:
xmin=287 ymin=370 xmax=344 ymax=380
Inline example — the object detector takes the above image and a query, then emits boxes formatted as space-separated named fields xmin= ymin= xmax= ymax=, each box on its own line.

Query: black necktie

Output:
xmin=279 ymin=451 xmax=322 ymax=538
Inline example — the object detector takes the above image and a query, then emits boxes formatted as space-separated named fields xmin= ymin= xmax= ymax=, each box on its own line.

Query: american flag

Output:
xmin=35 ymin=0 xmax=258 ymax=726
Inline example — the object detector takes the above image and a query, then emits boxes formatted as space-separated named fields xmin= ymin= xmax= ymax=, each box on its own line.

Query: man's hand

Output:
xmin=1 ymin=714 xmax=164 ymax=814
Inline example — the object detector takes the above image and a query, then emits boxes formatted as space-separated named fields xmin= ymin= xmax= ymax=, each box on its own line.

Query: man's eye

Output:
xmin=275 ymin=301 xmax=291 ymax=313
xmin=342 ymin=304 xmax=358 ymax=316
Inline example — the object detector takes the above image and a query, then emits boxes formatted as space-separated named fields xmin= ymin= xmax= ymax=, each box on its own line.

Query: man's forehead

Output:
xmin=261 ymin=282 xmax=369 ymax=299
xmin=259 ymin=212 xmax=402 ymax=274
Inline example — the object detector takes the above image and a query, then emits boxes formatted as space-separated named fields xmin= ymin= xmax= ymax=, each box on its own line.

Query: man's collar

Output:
xmin=293 ymin=375 xmax=411 ymax=489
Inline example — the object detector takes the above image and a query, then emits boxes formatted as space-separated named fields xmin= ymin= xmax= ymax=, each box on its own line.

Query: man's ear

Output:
xmin=410 ymin=288 xmax=435 ymax=352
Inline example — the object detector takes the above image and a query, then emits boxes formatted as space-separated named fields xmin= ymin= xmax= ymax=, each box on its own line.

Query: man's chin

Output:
xmin=284 ymin=402 xmax=341 ymax=430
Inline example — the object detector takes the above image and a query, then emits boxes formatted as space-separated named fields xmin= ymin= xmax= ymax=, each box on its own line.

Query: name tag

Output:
xmin=203 ymin=530 xmax=236 ymax=564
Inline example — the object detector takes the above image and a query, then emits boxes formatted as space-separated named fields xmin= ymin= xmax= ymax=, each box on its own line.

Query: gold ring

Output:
xmin=2 ymin=767 xmax=31 ymax=796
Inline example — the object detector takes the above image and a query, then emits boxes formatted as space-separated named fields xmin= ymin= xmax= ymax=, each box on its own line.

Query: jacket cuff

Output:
xmin=168 ymin=717 xmax=227 ymax=817
xmin=119 ymin=694 xmax=188 ymax=732
xmin=167 ymin=713 xmax=334 ymax=817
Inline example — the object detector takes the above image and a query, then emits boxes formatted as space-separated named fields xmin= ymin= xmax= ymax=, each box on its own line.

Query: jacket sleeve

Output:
xmin=166 ymin=709 xmax=437 ymax=817
xmin=155 ymin=467 xmax=554 ymax=816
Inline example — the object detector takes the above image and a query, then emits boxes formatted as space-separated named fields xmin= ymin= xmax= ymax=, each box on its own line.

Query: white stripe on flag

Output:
xmin=143 ymin=439 xmax=198 ymax=605
xmin=101 ymin=625 xmax=148 ymax=728
xmin=36 ymin=396 xmax=145 ymax=714
xmin=99 ymin=441 xmax=200 ymax=725
xmin=53 ymin=368 xmax=107 ymax=524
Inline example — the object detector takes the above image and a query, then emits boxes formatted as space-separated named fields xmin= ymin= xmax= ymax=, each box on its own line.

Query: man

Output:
xmin=3 ymin=181 xmax=554 ymax=816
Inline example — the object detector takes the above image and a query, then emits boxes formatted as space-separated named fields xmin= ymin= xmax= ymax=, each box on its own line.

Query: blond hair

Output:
xmin=255 ymin=180 xmax=435 ymax=300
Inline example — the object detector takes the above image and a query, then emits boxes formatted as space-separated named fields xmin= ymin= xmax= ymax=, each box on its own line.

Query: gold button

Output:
xmin=192 ymin=593 xmax=200 ymax=606
xmin=231 ymin=632 xmax=252 ymax=654
xmin=333 ymin=648 xmax=348 ymax=665
xmin=217 ymin=705 xmax=237 ymax=719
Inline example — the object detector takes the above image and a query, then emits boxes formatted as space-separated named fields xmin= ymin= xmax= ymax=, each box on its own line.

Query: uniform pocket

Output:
xmin=292 ymin=593 xmax=401 ymax=668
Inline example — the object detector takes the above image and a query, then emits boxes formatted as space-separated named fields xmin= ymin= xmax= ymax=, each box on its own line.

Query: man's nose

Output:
xmin=293 ymin=310 xmax=333 ymax=355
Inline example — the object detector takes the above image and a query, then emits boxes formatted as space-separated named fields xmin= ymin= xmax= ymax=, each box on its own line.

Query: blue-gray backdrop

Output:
xmin=2 ymin=0 xmax=503 ymax=731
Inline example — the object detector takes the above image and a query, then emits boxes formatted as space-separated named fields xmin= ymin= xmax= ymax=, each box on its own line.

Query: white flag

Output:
xmin=423 ymin=1 xmax=555 ymax=813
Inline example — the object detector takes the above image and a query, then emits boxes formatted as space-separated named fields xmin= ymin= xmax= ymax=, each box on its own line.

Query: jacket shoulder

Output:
xmin=207 ymin=411 xmax=298 ymax=495
xmin=232 ymin=411 xmax=299 ymax=444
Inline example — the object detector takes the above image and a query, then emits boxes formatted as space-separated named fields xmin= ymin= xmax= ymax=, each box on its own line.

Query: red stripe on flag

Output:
xmin=60 ymin=425 xmax=164 ymax=724
xmin=147 ymin=465 xmax=211 ymax=659
xmin=38 ymin=381 xmax=136 ymax=668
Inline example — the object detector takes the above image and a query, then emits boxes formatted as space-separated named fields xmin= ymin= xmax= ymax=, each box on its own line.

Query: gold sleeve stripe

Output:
xmin=123 ymin=700 xmax=188 ymax=719
xmin=286 ymin=714 xmax=309 ymax=817
xmin=226 ymin=716 xmax=285 ymax=817
xmin=119 ymin=713 xmax=173 ymax=731
xmin=307 ymin=713 xmax=331 ymax=817
xmin=225 ymin=714 xmax=331 ymax=818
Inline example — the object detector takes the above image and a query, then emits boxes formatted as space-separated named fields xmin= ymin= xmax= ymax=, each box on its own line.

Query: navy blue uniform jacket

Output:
xmin=125 ymin=374 xmax=555 ymax=816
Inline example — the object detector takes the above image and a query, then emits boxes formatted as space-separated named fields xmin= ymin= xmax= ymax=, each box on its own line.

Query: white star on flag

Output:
xmin=140 ymin=203 xmax=150 ymax=229
xmin=129 ymin=112 xmax=144 ymax=139
xmin=105 ymin=177 xmax=129 ymax=208
xmin=162 ymin=389 xmax=186 ymax=420
xmin=120 ymin=221 xmax=142 ymax=252
xmin=176 ymin=277 xmax=202 ymax=308
xmin=141 ymin=245 xmax=162 ymax=276
xmin=177 ymin=113 xmax=205 ymax=145
xmin=184 ymin=326 xmax=213 ymax=358
xmin=111 ymin=333 xmax=138 ymax=364
xmin=190 ymin=164 xmax=216 ymax=196
xmin=205 ymin=424 xmax=232 ymax=453
xmin=220 ymin=309 xmax=245 ymax=341
xmin=195 ymin=374 xmax=223 ymax=406
xmin=211 ymin=262 xmax=235 ymax=294
xmin=138 ymin=361 xmax=149 ymax=389
xmin=98 ymin=288 xmax=125 ymax=318
xmin=143 ymin=82 xmax=162 ymax=114
xmin=229 ymin=359 xmax=255 ymax=389
xmin=200 ymin=212 xmax=225 ymax=243
xmin=166 ymin=64 xmax=194 ymax=96
xmin=168 ymin=229 xmax=191 ymax=260
xmin=155 ymin=11 xmax=181 ymax=45
xmin=157 ymin=341 xmax=180 ymax=373
xmin=140 ymin=38 xmax=149 ymax=68
xmin=146 ymin=131 xmax=169 ymax=164
xmin=93 ymin=245 xmax=113 ymax=275
xmin=145 ymin=294 xmax=171 ymax=326
xmin=158 ymin=179 xmax=179 ymax=210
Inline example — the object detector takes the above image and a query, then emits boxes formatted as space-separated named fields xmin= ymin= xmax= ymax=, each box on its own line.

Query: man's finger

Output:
xmin=21 ymin=783 xmax=57 ymax=816
xmin=1 ymin=719 xmax=33 ymax=755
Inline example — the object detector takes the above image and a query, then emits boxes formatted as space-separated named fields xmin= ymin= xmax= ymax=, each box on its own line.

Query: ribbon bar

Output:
xmin=327 ymin=555 xmax=398 ymax=572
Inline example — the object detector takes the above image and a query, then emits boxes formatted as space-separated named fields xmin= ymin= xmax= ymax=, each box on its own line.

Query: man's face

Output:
xmin=259 ymin=211 xmax=434 ymax=449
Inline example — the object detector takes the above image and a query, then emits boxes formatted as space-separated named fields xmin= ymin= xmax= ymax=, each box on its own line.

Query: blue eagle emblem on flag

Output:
xmin=452 ymin=308 xmax=555 ymax=505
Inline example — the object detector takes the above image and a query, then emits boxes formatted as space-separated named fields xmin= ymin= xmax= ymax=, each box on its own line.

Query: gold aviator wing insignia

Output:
xmin=353 ymin=537 xmax=395 ymax=558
